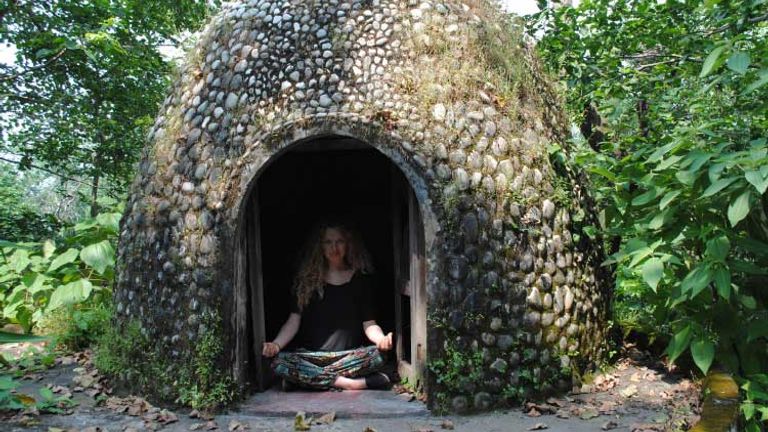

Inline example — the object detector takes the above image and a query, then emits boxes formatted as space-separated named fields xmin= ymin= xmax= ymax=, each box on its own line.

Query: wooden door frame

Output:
xmin=392 ymin=166 xmax=427 ymax=390
xmin=235 ymin=139 xmax=430 ymax=394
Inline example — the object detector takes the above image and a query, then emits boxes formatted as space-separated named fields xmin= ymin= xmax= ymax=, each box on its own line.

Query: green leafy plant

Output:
xmin=0 ymin=210 xmax=120 ymax=333
xmin=0 ymin=331 xmax=52 ymax=411
xmin=742 ymin=375 xmax=768 ymax=429
xmin=95 ymin=312 xmax=236 ymax=411
xmin=528 ymin=0 xmax=768 ymax=427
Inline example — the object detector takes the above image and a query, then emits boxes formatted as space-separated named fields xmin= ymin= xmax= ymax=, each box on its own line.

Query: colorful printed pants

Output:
xmin=271 ymin=345 xmax=385 ymax=389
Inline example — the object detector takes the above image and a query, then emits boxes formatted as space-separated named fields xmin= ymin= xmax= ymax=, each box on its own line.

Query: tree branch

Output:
xmin=705 ymin=13 xmax=768 ymax=36
xmin=0 ymin=49 xmax=66 ymax=82
xmin=0 ymin=156 xmax=98 ymax=189
xmin=0 ymin=0 xmax=19 ymax=27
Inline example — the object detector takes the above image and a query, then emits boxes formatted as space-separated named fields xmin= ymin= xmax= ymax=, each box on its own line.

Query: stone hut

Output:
xmin=115 ymin=0 xmax=609 ymax=412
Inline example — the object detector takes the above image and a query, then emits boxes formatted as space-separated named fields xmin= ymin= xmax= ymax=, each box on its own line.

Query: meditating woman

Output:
xmin=261 ymin=223 xmax=393 ymax=390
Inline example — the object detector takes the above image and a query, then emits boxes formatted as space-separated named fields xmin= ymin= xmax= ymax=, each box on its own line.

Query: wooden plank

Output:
xmin=233 ymin=224 xmax=249 ymax=389
xmin=247 ymin=190 xmax=267 ymax=391
xmin=409 ymin=189 xmax=427 ymax=387
xmin=391 ymin=165 xmax=405 ymax=370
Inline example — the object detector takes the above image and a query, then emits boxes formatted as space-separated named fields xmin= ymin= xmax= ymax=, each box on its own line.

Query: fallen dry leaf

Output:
xmin=315 ymin=412 xmax=335 ymax=425
xmin=620 ymin=385 xmax=639 ymax=398
xmin=579 ymin=407 xmax=600 ymax=420
xmin=441 ymin=420 xmax=455 ymax=430
xmin=545 ymin=398 xmax=564 ymax=407
xmin=528 ymin=423 xmax=548 ymax=430
xmin=593 ymin=374 xmax=619 ymax=392
xmin=157 ymin=409 xmax=179 ymax=424
xmin=526 ymin=408 xmax=541 ymax=417
xmin=525 ymin=402 xmax=557 ymax=415
xmin=228 ymin=420 xmax=249 ymax=431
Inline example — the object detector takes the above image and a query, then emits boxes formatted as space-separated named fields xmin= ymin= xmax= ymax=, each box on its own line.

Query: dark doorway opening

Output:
xmin=258 ymin=138 xmax=397 ymax=356
xmin=240 ymin=136 xmax=427 ymax=402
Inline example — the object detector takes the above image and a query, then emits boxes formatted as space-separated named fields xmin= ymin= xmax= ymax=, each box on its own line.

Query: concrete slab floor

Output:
xmin=238 ymin=386 xmax=429 ymax=418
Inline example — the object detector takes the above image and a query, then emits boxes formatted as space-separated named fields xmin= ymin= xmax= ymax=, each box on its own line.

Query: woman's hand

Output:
xmin=364 ymin=320 xmax=393 ymax=351
xmin=262 ymin=341 xmax=281 ymax=357
xmin=377 ymin=332 xmax=393 ymax=351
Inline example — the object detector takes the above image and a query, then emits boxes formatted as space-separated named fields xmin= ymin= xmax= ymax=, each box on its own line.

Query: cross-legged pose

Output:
xmin=262 ymin=223 xmax=393 ymax=390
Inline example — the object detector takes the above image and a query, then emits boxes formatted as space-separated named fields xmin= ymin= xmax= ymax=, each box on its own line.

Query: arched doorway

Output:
xmin=238 ymin=135 xmax=427 ymax=395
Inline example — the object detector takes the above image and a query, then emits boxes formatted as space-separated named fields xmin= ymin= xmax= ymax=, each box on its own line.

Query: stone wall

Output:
xmin=115 ymin=0 xmax=609 ymax=411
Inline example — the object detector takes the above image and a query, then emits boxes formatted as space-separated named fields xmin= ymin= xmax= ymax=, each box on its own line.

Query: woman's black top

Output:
xmin=291 ymin=272 xmax=376 ymax=352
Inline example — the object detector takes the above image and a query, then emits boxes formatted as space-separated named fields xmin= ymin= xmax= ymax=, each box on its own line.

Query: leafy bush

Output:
xmin=0 ymin=171 xmax=59 ymax=242
xmin=0 ymin=210 xmax=120 ymax=333
xmin=95 ymin=312 xmax=236 ymax=411
xmin=528 ymin=0 xmax=767 ymax=428
xmin=37 ymin=303 xmax=113 ymax=351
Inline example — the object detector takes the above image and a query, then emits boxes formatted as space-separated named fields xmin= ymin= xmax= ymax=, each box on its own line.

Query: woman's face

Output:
xmin=321 ymin=227 xmax=347 ymax=267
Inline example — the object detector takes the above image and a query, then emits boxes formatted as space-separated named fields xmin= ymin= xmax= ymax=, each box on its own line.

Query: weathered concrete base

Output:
xmin=239 ymin=386 xmax=429 ymax=418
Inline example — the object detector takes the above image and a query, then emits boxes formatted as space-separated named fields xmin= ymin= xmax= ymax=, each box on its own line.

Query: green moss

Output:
xmin=428 ymin=333 xmax=484 ymax=412
xmin=95 ymin=311 xmax=236 ymax=411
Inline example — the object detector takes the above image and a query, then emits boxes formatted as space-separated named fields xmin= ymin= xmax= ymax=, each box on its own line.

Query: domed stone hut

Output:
xmin=114 ymin=0 xmax=609 ymax=412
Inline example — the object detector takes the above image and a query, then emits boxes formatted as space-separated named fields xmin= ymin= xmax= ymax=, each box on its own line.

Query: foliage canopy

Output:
xmin=0 ymin=0 xmax=217 ymax=213
xmin=528 ymin=0 xmax=768 ymax=427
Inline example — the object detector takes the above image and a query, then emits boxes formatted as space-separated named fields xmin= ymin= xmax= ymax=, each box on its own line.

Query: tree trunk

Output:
xmin=90 ymin=171 xmax=99 ymax=217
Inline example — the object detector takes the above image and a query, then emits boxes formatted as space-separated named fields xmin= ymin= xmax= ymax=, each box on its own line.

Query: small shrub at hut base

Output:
xmin=37 ymin=303 xmax=112 ymax=351
xmin=94 ymin=311 xmax=236 ymax=411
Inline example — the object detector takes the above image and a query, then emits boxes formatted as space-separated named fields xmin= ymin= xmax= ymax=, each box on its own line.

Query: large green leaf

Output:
xmin=0 ymin=331 xmax=48 ymax=344
xmin=681 ymin=266 xmax=714 ymax=298
xmin=9 ymin=249 xmax=31 ymax=273
xmin=0 ymin=375 xmax=20 ymax=390
xmin=713 ymin=267 xmax=731 ymax=299
xmin=79 ymin=240 xmax=115 ymax=275
xmin=727 ymin=190 xmax=752 ymax=227
xmin=95 ymin=212 xmax=121 ymax=233
xmin=743 ymin=68 xmax=768 ymax=94
xmin=726 ymin=51 xmax=750 ymax=75
xmin=667 ymin=325 xmax=692 ymax=363
xmin=48 ymin=248 xmax=79 ymax=272
xmin=47 ymin=279 xmax=93 ymax=311
xmin=700 ymin=45 xmax=726 ymax=77
xmin=701 ymin=177 xmax=738 ymax=198
xmin=691 ymin=339 xmax=715 ymax=374
xmin=641 ymin=258 xmax=664 ymax=292
xmin=745 ymin=170 xmax=768 ymax=194
xmin=632 ymin=188 xmax=661 ymax=206
xmin=706 ymin=236 xmax=730 ymax=262
xmin=659 ymin=190 xmax=681 ymax=210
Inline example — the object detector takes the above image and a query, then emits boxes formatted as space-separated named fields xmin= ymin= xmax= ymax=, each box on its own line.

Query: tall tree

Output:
xmin=0 ymin=0 xmax=217 ymax=215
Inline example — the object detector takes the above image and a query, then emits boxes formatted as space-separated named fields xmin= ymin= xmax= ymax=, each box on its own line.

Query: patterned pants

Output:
xmin=271 ymin=345 xmax=385 ymax=389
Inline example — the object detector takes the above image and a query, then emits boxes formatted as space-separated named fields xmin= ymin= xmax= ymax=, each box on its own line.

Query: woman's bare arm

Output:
xmin=363 ymin=320 xmax=393 ymax=351
xmin=262 ymin=312 xmax=301 ymax=357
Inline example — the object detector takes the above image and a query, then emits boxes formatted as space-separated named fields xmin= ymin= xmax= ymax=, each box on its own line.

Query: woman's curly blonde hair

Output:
xmin=293 ymin=223 xmax=374 ymax=311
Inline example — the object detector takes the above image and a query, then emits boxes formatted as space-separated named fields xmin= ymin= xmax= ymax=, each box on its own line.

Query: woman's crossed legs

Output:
xmin=272 ymin=345 xmax=385 ymax=390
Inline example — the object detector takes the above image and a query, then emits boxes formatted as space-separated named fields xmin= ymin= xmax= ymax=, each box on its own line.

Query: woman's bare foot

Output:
xmin=333 ymin=376 xmax=367 ymax=390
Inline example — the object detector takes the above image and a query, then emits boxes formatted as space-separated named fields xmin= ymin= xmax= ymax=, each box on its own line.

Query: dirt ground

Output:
xmin=1 ymin=343 xmax=700 ymax=432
